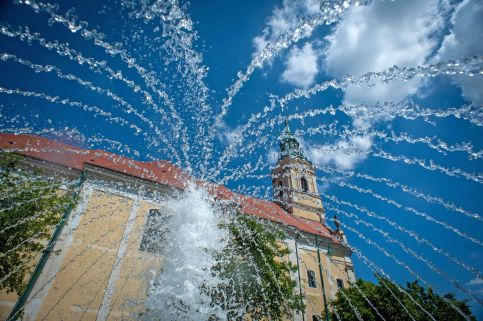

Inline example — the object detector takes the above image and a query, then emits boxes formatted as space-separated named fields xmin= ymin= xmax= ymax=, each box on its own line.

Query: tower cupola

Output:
xmin=279 ymin=119 xmax=306 ymax=161
xmin=272 ymin=120 xmax=326 ymax=223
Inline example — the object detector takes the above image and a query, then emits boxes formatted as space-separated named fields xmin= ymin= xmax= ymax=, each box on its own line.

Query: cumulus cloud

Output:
xmin=313 ymin=0 xmax=452 ymax=171
xmin=467 ymin=278 xmax=483 ymax=286
xmin=252 ymin=0 xmax=319 ymax=57
xmin=215 ymin=121 xmax=241 ymax=146
xmin=281 ymin=42 xmax=319 ymax=88
xmin=324 ymin=0 xmax=447 ymax=106
xmin=252 ymin=0 xmax=322 ymax=88
xmin=437 ymin=0 xmax=483 ymax=105
xmin=267 ymin=148 xmax=278 ymax=165
xmin=305 ymin=135 xmax=372 ymax=170
xmin=467 ymin=277 xmax=483 ymax=295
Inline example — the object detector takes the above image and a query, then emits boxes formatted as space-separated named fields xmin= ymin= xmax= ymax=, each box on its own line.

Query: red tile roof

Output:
xmin=0 ymin=133 xmax=339 ymax=243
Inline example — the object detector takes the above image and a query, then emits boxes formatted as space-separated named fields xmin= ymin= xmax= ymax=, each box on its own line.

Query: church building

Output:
xmin=0 ymin=122 xmax=355 ymax=321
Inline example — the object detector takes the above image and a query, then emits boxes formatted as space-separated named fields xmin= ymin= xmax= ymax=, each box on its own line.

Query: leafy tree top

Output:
xmin=206 ymin=213 xmax=305 ymax=321
xmin=0 ymin=152 xmax=75 ymax=295
xmin=331 ymin=276 xmax=476 ymax=321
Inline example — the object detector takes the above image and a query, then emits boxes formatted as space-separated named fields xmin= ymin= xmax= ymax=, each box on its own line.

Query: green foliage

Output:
xmin=331 ymin=276 xmax=476 ymax=321
xmin=0 ymin=153 xmax=75 ymax=295
xmin=206 ymin=213 xmax=304 ymax=320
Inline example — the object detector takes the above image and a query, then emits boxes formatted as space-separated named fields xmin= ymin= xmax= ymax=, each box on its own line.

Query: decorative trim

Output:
xmin=96 ymin=200 xmax=140 ymax=321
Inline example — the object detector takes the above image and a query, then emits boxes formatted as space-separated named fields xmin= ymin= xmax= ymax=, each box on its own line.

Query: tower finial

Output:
xmin=284 ymin=118 xmax=291 ymax=134
xmin=279 ymin=119 xmax=306 ymax=161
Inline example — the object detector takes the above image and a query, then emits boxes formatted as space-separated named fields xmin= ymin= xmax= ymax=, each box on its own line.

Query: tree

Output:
xmin=0 ymin=153 xmax=75 ymax=295
xmin=330 ymin=276 xmax=476 ymax=321
xmin=206 ymin=213 xmax=305 ymax=320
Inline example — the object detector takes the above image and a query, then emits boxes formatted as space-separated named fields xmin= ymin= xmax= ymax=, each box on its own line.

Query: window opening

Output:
xmin=336 ymin=278 xmax=344 ymax=289
xmin=139 ymin=209 xmax=170 ymax=254
xmin=307 ymin=269 xmax=317 ymax=288
xmin=301 ymin=177 xmax=309 ymax=192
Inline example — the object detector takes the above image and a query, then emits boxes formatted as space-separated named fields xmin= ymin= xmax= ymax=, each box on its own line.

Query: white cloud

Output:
xmin=252 ymin=0 xmax=320 ymax=57
xmin=437 ymin=0 xmax=483 ymax=105
xmin=306 ymin=135 xmax=372 ymax=170
xmin=215 ymin=121 xmax=241 ymax=146
xmin=317 ymin=181 xmax=331 ymax=193
xmin=346 ymin=105 xmax=394 ymax=129
xmin=324 ymin=0 xmax=447 ymax=106
xmin=467 ymin=278 xmax=483 ymax=286
xmin=281 ymin=42 xmax=319 ymax=88
xmin=267 ymin=148 xmax=278 ymax=165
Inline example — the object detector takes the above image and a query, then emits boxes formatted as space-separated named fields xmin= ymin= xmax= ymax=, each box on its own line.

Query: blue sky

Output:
xmin=0 ymin=0 xmax=482 ymax=318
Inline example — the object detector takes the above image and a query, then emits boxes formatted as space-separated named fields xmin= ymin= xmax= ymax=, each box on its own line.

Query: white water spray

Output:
xmin=143 ymin=185 xmax=229 ymax=321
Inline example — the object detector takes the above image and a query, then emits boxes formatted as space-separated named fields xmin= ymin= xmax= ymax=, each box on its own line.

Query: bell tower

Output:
xmin=272 ymin=120 xmax=326 ymax=223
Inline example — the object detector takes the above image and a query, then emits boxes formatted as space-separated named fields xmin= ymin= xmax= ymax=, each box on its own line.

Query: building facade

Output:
xmin=272 ymin=121 xmax=355 ymax=320
xmin=0 ymin=126 xmax=355 ymax=321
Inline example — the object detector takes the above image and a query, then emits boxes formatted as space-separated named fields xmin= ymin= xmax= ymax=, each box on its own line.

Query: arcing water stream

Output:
xmin=0 ymin=0 xmax=482 ymax=320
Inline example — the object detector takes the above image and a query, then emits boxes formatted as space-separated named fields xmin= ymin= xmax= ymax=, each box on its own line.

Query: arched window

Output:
xmin=278 ymin=182 xmax=283 ymax=199
xmin=301 ymin=177 xmax=309 ymax=192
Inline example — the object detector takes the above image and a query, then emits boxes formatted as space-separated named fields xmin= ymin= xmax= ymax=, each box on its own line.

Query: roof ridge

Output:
xmin=0 ymin=133 xmax=338 ymax=242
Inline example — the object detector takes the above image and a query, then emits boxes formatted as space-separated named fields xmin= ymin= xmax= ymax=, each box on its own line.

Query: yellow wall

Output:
xmin=0 ymin=293 xmax=17 ymax=320
xmin=272 ymin=157 xmax=326 ymax=223
xmin=104 ymin=202 xmax=163 ymax=320
xmin=1 ymin=175 xmax=353 ymax=321
xmin=295 ymin=245 xmax=354 ymax=320
xmin=291 ymin=207 xmax=320 ymax=222
xmin=34 ymin=190 xmax=134 ymax=320
xmin=4 ymin=187 xmax=168 ymax=321
xmin=299 ymin=247 xmax=326 ymax=319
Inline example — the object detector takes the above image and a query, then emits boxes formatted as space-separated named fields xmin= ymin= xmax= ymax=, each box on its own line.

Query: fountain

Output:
xmin=0 ymin=0 xmax=481 ymax=320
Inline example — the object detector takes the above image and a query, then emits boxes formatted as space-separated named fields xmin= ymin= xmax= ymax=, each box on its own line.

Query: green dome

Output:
xmin=279 ymin=119 xmax=307 ymax=161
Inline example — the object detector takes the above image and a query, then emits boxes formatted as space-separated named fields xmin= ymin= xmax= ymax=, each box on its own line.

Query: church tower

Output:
xmin=272 ymin=120 xmax=326 ymax=223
